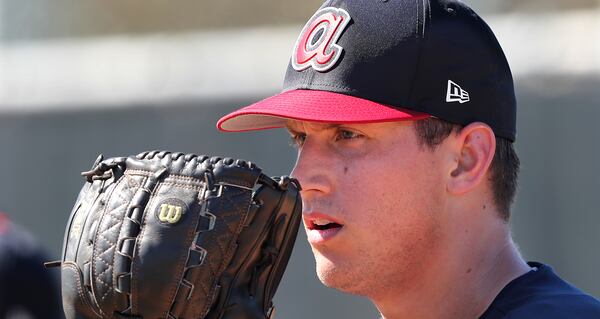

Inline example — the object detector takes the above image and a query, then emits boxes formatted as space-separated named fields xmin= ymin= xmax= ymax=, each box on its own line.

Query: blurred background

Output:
xmin=0 ymin=0 xmax=599 ymax=318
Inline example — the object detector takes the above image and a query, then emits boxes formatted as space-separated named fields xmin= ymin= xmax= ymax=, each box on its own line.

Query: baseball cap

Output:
xmin=217 ymin=0 xmax=517 ymax=141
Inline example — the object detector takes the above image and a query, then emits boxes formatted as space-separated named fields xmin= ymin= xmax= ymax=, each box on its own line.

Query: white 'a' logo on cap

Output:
xmin=446 ymin=80 xmax=470 ymax=104
xmin=292 ymin=7 xmax=351 ymax=72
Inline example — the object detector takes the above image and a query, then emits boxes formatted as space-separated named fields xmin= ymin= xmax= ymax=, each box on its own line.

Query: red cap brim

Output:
xmin=217 ymin=89 xmax=430 ymax=132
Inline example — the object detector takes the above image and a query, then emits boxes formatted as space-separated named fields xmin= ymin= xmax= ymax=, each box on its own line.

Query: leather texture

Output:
xmin=58 ymin=151 xmax=302 ymax=319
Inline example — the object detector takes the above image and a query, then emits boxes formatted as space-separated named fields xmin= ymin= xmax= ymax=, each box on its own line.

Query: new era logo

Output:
xmin=446 ymin=80 xmax=470 ymax=104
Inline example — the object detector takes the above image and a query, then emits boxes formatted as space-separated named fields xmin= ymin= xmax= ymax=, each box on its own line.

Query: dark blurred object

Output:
xmin=0 ymin=212 xmax=63 ymax=319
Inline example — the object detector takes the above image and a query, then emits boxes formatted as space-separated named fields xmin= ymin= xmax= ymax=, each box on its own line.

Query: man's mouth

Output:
xmin=304 ymin=214 xmax=344 ymax=244
xmin=308 ymin=218 xmax=343 ymax=231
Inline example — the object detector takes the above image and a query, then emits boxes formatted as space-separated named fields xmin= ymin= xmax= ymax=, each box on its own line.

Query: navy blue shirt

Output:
xmin=480 ymin=262 xmax=600 ymax=318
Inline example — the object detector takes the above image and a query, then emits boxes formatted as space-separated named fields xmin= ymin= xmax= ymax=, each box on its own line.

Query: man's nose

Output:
xmin=290 ymin=139 xmax=332 ymax=197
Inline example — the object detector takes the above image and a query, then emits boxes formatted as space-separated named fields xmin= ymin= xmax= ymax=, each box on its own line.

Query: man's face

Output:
xmin=287 ymin=120 xmax=450 ymax=297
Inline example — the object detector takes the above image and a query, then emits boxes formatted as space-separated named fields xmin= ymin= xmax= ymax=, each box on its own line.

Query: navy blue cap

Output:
xmin=218 ymin=0 xmax=517 ymax=142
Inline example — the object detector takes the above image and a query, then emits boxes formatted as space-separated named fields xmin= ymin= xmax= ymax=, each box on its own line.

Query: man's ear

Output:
xmin=447 ymin=122 xmax=496 ymax=195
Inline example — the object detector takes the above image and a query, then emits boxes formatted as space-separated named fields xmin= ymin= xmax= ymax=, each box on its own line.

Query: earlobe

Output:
xmin=447 ymin=123 xmax=496 ymax=195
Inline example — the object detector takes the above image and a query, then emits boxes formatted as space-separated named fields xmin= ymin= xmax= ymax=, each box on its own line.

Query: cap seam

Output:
xmin=287 ymin=82 xmax=359 ymax=94
xmin=407 ymin=0 xmax=429 ymax=107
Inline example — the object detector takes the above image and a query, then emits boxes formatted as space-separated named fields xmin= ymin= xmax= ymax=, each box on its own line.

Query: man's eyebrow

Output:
xmin=284 ymin=124 xmax=299 ymax=134
xmin=284 ymin=122 xmax=343 ymax=133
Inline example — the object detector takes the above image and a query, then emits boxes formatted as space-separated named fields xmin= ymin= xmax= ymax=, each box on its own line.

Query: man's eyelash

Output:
xmin=287 ymin=129 xmax=361 ymax=148
xmin=288 ymin=133 xmax=306 ymax=148
xmin=335 ymin=130 xmax=362 ymax=141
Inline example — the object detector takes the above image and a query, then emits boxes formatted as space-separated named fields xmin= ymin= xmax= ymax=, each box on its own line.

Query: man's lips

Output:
xmin=303 ymin=212 xmax=343 ymax=229
xmin=303 ymin=212 xmax=344 ymax=244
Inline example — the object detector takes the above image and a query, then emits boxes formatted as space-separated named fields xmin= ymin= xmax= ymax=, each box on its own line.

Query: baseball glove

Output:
xmin=48 ymin=150 xmax=302 ymax=319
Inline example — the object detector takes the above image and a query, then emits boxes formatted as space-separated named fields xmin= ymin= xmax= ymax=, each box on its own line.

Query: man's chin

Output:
xmin=314 ymin=256 xmax=340 ymax=284
xmin=314 ymin=258 xmax=365 ymax=295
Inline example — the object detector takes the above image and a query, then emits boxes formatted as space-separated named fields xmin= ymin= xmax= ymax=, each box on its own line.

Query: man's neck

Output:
xmin=372 ymin=222 xmax=531 ymax=319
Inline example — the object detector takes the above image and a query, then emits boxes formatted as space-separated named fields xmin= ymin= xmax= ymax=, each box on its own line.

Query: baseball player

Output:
xmin=0 ymin=213 xmax=63 ymax=318
xmin=217 ymin=0 xmax=600 ymax=318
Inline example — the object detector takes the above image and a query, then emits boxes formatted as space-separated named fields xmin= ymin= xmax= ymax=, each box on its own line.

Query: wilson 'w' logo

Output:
xmin=157 ymin=203 xmax=185 ymax=224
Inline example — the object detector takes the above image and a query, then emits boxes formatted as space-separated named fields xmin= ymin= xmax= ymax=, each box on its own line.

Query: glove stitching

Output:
xmin=94 ymin=175 xmax=140 ymax=309
xmin=126 ymin=170 xmax=207 ymax=190
xmin=114 ymin=185 xmax=134 ymax=203
xmin=160 ymin=182 xmax=205 ymax=191
xmin=97 ymin=214 xmax=127 ymax=302
xmin=126 ymin=170 xmax=206 ymax=184
xmin=91 ymin=177 xmax=127 ymax=317
xmin=215 ymin=230 xmax=229 ymax=270
xmin=96 ymin=246 xmax=116 ymax=300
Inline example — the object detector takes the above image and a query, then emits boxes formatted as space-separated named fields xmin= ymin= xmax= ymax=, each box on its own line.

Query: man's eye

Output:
xmin=289 ymin=133 xmax=306 ymax=148
xmin=335 ymin=130 xmax=362 ymax=141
